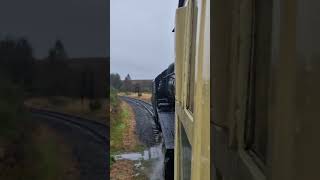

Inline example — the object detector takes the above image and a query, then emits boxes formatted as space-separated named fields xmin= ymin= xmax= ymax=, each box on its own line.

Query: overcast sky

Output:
xmin=0 ymin=0 xmax=109 ymax=58
xmin=111 ymin=0 xmax=178 ymax=80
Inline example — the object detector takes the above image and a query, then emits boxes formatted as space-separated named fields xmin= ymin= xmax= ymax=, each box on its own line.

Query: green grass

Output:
xmin=37 ymin=138 xmax=61 ymax=180
xmin=110 ymin=88 xmax=125 ymax=152
xmin=110 ymin=103 xmax=129 ymax=153
xmin=0 ymin=78 xmax=23 ymax=139
xmin=40 ymin=141 xmax=61 ymax=180
xmin=134 ymin=144 xmax=146 ymax=152
xmin=110 ymin=88 xmax=120 ymax=107
xmin=110 ymin=89 xmax=146 ymax=153
xmin=0 ymin=77 xmax=77 ymax=180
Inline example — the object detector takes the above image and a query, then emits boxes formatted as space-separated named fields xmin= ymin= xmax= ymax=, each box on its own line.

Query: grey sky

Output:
xmin=110 ymin=0 xmax=178 ymax=80
xmin=0 ymin=0 xmax=109 ymax=58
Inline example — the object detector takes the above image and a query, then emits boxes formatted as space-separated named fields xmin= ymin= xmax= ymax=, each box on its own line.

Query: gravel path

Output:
xmin=32 ymin=113 xmax=108 ymax=180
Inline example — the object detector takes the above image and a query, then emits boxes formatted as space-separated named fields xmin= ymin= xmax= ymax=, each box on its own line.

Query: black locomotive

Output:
xmin=151 ymin=63 xmax=175 ymax=179
xmin=152 ymin=63 xmax=175 ymax=127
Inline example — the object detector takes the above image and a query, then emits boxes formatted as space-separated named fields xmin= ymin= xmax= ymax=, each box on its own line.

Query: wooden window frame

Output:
xmin=186 ymin=0 xmax=198 ymax=114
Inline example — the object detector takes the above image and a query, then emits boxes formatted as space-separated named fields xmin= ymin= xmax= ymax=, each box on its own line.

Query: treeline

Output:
xmin=0 ymin=37 xmax=34 ymax=91
xmin=0 ymin=36 xmax=107 ymax=98
xmin=0 ymin=36 xmax=68 ymax=95
xmin=110 ymin=73 xmax=152 ymax=92
xmin=110 ymin=73 xmax=131 ymax=91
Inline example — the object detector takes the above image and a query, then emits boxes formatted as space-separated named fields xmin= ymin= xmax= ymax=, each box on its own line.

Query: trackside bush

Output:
xmin=89 ymin=100 xmax=102 ymax=111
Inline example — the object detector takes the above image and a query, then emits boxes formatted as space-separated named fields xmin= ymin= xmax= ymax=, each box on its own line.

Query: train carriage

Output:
xmin=152 ymin=0 xmax=210 ymax=179
xmin=211 ymin=0 xmax=320 ymax=180
xmin=174 ymin=0 xmax=210 ymax=180
xmin=154 ymin=0 xmax=320 ymax=179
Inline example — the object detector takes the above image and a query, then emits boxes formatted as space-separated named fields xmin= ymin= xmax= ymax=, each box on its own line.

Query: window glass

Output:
xmin=180 ymin=123 xmax=192 ymax=180
xmin=178 ymin=0 xmax=186 ymax=7
xmin=186 ymin=0 xmax=197 ymax=113
xmin=245 ymin=0 xmax=272 ymax=164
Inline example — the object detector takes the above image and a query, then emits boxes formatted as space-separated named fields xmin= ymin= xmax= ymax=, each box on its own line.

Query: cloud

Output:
xmin=0 ymin=0 xmax=109 ymax=58
xmin=110 ymin=0 xmax=177 ymax=79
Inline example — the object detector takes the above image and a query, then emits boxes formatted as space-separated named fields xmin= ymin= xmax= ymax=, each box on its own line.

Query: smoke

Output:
xmin=150 ymin=143 xmax=164 ymax=180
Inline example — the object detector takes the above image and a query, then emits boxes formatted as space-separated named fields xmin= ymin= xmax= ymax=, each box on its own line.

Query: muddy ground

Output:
xmin=111 ymin=98 xmax=163 ymax=180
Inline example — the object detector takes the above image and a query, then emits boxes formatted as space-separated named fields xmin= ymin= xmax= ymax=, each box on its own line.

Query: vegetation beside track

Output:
xmin=110 ymin=88 xmax=147 ymax=179
xmin=0 ymin=78 xmax=78 ymax=180
xmin=110 ymin=89 xmax=143 ymax=154
xmin=24 ymin=96 xmax=107 ymax=124
xmin=118 ymin=91 xmax=152 ymax=103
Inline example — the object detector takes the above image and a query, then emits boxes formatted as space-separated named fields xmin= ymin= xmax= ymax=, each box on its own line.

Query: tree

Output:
xmin=46 ymin=40 xmax=69 ymax=96
xmin=0 ymin=36 xmax=35 ymax=90
xmin=15 ymin=38 xmax=35 ymax=90
xmin=122 ymin=74 xmax=132 ymax=92
xmin=125 ymin=74 xmax=131 ymax=81
xmin=110 ymin=73 xmax=122 ymax=90
xmin=48 ymin=40 xmax=68 ymax=60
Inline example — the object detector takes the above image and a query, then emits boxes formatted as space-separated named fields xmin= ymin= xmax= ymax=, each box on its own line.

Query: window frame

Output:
xmin=179 ymin=121 xmax=192 ymax=180
xmin=185 ymin=0 xmax=198 ymax=114
xmin=243 ymin=0 xmax=273 ymax=172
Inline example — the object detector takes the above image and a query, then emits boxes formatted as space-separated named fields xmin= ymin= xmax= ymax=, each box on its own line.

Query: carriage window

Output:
xmin=178 ymin=0 xmax=186 ymax=7
xmin=186 ymin=0 xmax=197 ymax=113
xmin=245 ymin=0 xmax=272 ymax=165
xmin=180 ymin=122 xmax=192 ymax=180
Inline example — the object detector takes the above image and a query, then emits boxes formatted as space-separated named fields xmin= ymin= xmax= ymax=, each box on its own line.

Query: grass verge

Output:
xmin=24 ymin=96 xmax=108 ymax=124
xmin=33 ymin=125 xmax=79 ymax=180
xmin=0 ymin=78 xmax=78 ymax=180
xmin=110 ymin=90 xmax=148 ymax=179
xmin=110 ymin=101 xmax=129 ymax=153
xmin=118 ymin=92 xmax=152 ymax=103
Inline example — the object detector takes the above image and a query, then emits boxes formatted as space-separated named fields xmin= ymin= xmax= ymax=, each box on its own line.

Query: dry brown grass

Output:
xmin=121 ymin=101 xmax=140 ymax=151
xmin=33 ymin=125 xmax=79 ymax=180
xmin=110 ymin=100 xmax=145 ymax=180
xmin=110 ymin=160 xmax=135 ymax=180
xmin=118 ymin=92 xmax=151 ymax=103
xmin=25 ymin=97 xmax=108 ymax=124
xmin=0 ymin=123 xmax=79 ymax=180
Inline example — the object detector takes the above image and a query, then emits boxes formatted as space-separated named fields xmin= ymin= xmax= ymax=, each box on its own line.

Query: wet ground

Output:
xmin=114 ymin=144 xmax=164 ymax=180
xmin=118 ymin=97 xmax=164 ymax=180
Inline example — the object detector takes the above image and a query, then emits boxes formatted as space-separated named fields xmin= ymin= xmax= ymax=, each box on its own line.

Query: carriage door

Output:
xmin=175 ymin=0 xmax=198 ymax=179
xmin=212 ymin=0 xmax=272 ymax=179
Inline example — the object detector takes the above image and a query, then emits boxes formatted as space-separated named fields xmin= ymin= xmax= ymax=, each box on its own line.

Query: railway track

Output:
xmin=29 ymin=108 xmax=108 ymax=144
xmin=29 ymin=108 xmax=109 ymax=180
xmin=120 ymin=96 xmax=154 ymax=117
xmin=120 ymin=96 xmax=161 ymax=144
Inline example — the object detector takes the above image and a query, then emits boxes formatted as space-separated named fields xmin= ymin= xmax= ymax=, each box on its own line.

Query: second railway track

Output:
xmin=30 ymin=108 xmax=108 ymax=144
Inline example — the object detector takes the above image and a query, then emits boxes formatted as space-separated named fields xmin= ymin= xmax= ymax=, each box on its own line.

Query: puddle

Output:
xmin=114 ymin=146 xmax=162 ymax=161
xmin=113 ymin=143 xmax=164 ymax=180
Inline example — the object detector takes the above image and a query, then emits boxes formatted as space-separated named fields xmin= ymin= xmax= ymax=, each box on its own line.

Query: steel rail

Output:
xmin=119 ymin=96 xmax=154 ymax=117
xmin=29 ymin=108 xmax=108 ymax=143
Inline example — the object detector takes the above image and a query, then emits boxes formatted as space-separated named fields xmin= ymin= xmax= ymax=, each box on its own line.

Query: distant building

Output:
xmin=122 ymin=79 xmax=152 ymax=92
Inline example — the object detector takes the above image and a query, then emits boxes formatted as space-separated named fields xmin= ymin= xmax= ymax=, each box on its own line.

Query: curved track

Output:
xmin=30 ymin=108 xmax=108 ymax=143
xmin=120 ymin=96 xmax=161 ymax=146
xmin=120 ymin=96 xmax=154 ymax=116
xmin=30 ymin=108 xmax=108 ymax=180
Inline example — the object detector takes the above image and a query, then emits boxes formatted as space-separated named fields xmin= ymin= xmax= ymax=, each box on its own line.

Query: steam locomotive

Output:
xmin=152 ymin=63 xmax=175 ymax=126
xmin=151 ymin=63 xmax=175 ymax=179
